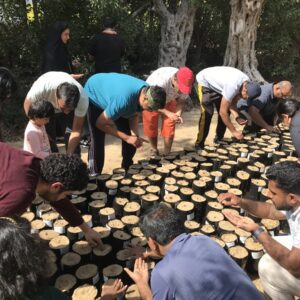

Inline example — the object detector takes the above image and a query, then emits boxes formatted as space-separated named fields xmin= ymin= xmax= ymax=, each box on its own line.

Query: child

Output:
xmin=23 ymin=100 xmax=54 ymax=159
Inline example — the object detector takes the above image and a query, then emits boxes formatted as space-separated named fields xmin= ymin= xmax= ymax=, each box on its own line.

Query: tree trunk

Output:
xmin=153 ymin=0 xmax=199 ymax=68
xmin=223 ymin=0 xmax=266 ymax=82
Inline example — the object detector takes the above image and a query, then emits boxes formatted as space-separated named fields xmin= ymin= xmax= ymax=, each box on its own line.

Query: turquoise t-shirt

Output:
xmin=84 ymin=73 xmax=148 ymax=120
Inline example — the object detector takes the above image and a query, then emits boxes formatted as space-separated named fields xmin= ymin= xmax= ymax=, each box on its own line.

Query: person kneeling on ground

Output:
xmin=124 ymin=203 xmax=263 ymax=300
xmin=218 ymin=161 xmax=300 ymax=300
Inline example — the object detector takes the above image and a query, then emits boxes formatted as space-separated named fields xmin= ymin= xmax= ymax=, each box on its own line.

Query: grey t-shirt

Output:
xmin=26 ymin=72 xmax=88 ymax=117
xmin=151 ymin=234 xmax=263 ymax=300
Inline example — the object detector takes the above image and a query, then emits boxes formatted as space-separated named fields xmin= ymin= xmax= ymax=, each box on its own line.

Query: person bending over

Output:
xmin=195 ymin=66 xmax=261 ymax=148
xmin=84 ymin=73 xmax=166 ymax=175
xmin=0 ymin=143 xmax=103 ymax=247
xmin=219 ymin=161 xmax=300 ymax=300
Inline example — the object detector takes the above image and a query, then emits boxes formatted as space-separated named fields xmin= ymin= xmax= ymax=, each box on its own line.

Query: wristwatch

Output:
xmin=252 ymin=226 xmax=265 ymax=240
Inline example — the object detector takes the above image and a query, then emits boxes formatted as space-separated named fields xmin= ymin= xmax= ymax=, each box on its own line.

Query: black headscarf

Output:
xmin=41 ymin=21 xmax=73 ymax=74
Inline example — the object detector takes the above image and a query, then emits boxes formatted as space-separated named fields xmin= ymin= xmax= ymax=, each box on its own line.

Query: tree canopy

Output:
xmin=0 ymin=0 xmax=299 ymax=136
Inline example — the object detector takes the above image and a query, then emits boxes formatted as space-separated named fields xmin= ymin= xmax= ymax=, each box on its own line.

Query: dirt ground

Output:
xmin=8 ymin=108 xmax=235 ymax=173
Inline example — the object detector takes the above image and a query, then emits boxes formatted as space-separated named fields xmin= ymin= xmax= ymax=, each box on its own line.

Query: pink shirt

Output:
xmin=23 ymin=121 xmax=51 ymax=159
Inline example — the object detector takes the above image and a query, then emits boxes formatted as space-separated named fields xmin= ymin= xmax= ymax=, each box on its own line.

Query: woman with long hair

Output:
xmin=277 ymin=98 xmax=300 ymax=157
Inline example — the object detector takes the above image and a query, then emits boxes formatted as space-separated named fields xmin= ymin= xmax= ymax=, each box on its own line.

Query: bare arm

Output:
xmin=218 ymin=193 xmax=286 ymax=220
xmin=67 ymin=115 xmax=85 ymax=154
xmin=257 ymin=232 xmax=300 ymax=277
xmin=219 ymin=97 xmax=243 ymax=139
xmin=225 ymin=211 xmax=300 ymax=277
xmin=249 ymin=106 xmax=274 ymax=131
xmin=96 ymin=111 xmax=141 ymax=147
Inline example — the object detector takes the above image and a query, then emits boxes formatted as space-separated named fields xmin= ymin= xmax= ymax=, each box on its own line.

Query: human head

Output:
xmin=277 ymin=99 xmax=300 ymax=126
xmin=27 ymin=100 xmax=55 ymax=126
xmin=56 ymin=82 xmax=80 ymax=114
xmin=0 ymin=216 xmax=47 ymax=300
xmin=38 ymin=153 xmax=89 ymax=202
xmin=47 ymin=21 xmax=69 ymax=44
xmin=103 ymin=16 xmax=116 ymax=29
xmin=140 ymin=203 xmax=185 ymax=254
xmin=172 ymin=67 xmax=194 ymax=94
xmin=240 ymin=81 xmax=261 ymax=100
xmin=273 ymin=81 xmax=293 ymax=99
xmin=140 ymin=86 xmax=166 ymax=111
xmin=0 ymin=67 xmax=17 ymax=104
xmin=266 ymin=161 xmax=300 ymax=210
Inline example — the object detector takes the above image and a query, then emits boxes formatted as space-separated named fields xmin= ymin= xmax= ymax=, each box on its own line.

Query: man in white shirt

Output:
xmin=195 ymin=66 xmax=261 ymax=149
xmin=143 ymin=67 xmax=194 ymax=155
xmin=24 ymin=71 xmax=89 ymax=154
xmin=218 ymin=161 xmax=300 ymax=300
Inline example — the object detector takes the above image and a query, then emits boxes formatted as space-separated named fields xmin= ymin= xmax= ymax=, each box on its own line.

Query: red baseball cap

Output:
xmin=176 ymin=67 xmax=194 ymax=94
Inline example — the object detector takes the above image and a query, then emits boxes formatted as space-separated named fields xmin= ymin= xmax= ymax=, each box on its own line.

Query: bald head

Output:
xmin=274 ymin=81 xmax=293 ymax=98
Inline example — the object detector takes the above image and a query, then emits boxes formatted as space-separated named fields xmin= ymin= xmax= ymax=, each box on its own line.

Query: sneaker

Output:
xmin=80 ymin=138 xmax=90 ymax=148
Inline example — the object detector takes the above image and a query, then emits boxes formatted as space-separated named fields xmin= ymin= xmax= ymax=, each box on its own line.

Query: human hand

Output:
xmin=101 ymin=279 xmax=127 ymax=300
xmin=71 ymin=73 xmax=84 ymax=80
xmin=166 ymin=111 xmax=183 ymax=124
xmin=125 ymin=135 xmax=142 ymax=148
xmin=218 ymin=193 xmax=242 ymax=207
xmin=236 ymin=116 xmax=248 ymax=125
xmin=83 ymin=227 xmax=104 ymax=248
xmin=124 ymin=257 xmax=149 ymax=284
xmin=232 ymin=130 xmax=244 ymax=140
xmin=223 ymin=211 xmax=258 ymax=232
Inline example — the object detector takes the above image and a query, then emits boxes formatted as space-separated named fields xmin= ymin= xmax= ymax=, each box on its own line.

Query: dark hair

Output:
xmin=0 ymin=217 xmax=47 ymax=300
xmin=56 ymin=82 xmax=80 ymax=110
xmin=0 ymin=67 xmax=17 ymax=102
xmin=277 ymin=99 xmax=300 ymax=118
xmin=40 ymin=153 xmax=89 ymax=191
xmin=139 ymin=203 xmax=185 ymax=245
xmin=266 ymin=161 xmax=300 ymax=195
xmin=103 ymin=17 xmax=116 ymax=29
xmin=147 ymin=85 xmax=167 ymax=111
xmin=27 ymin=100 xmax=55 ymax=120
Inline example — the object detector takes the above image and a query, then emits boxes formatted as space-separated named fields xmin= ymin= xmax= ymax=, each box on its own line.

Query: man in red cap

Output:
xmin=143 ymin=67 xmax=194 ymax=155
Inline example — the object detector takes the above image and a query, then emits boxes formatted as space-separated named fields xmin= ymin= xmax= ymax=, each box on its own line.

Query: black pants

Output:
xmin=45 ymin=111 xmax=81 ymax=154
xmin=195 ymin=85 xmax=227 ymax=148
xmin=87 ymin=101 xmax=136 ymax=175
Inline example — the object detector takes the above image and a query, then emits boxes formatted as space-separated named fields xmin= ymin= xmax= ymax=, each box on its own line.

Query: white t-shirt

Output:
xmin=286 ymin=206 xmax=300 ymax=248
xmin=147 ymin=67 xmax=189 ymax=103
xmin=26 ymin=72 xmax=88 ymax=117
xmin=196 ymin=67 xmax=249 ymax=102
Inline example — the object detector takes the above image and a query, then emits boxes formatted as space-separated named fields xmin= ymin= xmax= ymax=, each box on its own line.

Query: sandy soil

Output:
xmin=9 ymin=108 xmax=234 ymax=173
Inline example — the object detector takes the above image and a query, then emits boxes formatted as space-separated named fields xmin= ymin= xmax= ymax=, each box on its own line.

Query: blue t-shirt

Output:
xmin=84 ymin=73 xmax=148 ymax=120
xmin=151 ymin=234 xmax=263 ymax=300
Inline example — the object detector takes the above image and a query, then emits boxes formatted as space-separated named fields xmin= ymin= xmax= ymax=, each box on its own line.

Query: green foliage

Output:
xmin=0 ymin=0 xmax=299 ymax=137
xmin=256 ymin=0 xmax=300 ymax=83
